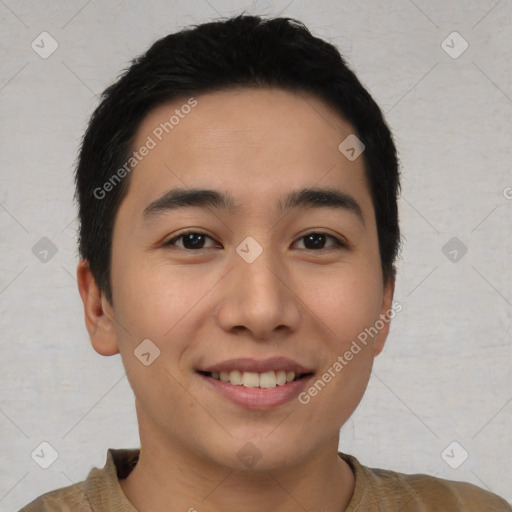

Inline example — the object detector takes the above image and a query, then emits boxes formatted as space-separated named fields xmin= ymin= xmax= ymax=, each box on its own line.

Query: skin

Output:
xmin=77 ymin=87 xmax=395 ymax=512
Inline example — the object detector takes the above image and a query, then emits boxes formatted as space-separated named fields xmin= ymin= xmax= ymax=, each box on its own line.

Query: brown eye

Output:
xmin=165 ymin=231 xmax=219 ymax=250
xmin=163 ymin=230 xmax=347 ymax=252
xmin=294 ymin=232 xmax=347 ymax=250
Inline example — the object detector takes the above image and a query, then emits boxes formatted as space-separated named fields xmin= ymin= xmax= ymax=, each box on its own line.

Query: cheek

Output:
xmin=112 ymin=251 xmax=209 ymax=342
xmin=300 ymin=262 xmax=382 ymax=420
xmin=110 ymin=253 xmax=199 ymax=419
xmin=306 ymin=263 xmax=383 ymax=346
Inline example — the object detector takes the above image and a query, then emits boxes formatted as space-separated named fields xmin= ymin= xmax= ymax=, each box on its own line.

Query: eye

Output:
xmin=163 ymin=230 xmax=348 ymax=251
xmin=164 ymin=230 xmax=219 ymax=250
xmin=293 ymin=232 xmax=347 ymax=250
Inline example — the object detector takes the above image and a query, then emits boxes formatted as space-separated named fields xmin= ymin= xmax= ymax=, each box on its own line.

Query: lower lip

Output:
xmin=198 ymin=373 xmax=314 ymax=410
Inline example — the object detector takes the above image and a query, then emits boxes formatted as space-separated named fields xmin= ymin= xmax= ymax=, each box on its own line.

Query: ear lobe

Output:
xmin=76 ymin=260 xmax=120 ymax=356
xmin=373 ymin=277 xmax=396 ymax=357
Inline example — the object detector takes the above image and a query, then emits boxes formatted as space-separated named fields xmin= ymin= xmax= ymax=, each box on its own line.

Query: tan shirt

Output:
xmin=19 ymin=448 xmax=511 ymax=511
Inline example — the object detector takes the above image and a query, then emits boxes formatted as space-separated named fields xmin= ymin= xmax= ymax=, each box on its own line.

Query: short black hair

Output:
xmin=75 ymin=14 xmax=402 ymax=306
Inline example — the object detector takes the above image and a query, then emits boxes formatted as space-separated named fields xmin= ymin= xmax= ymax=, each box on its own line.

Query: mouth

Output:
xmin=198 ymin=369 xmax=313 ymax=388
xmin=195 ymin=358 xmax=315 ymax=410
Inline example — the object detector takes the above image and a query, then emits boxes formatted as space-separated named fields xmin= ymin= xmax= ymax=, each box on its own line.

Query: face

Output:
xmin=82 ymin=87 xmax=394 ymax=471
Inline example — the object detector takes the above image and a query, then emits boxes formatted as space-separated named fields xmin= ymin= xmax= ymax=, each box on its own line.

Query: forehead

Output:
xmin=122 ymin=87 xmax=371 ymax=219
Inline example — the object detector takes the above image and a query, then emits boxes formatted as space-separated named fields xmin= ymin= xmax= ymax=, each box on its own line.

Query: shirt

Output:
xmin=19 ymin=448 xmax=511 ymax=511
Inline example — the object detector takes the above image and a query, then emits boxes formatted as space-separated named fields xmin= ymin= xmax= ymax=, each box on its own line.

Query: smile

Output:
xmin=199 ymin=370 xmax=311 ymax=388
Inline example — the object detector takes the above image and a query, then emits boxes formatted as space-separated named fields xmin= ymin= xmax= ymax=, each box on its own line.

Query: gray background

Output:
xmin=1 ymin=0 xmax=511 ymax=509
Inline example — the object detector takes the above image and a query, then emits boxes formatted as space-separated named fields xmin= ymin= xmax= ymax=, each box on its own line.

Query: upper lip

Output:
xmin=199 ymin=357 xmax=314 ymax=374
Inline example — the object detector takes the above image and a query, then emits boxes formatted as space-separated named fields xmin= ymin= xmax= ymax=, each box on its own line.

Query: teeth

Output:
xmin=209 ymin=370 xmax=301 ymax=388
xmin=276 ymin=370 xmax=287 ymax=386
xmin=242 ymin=372 xmax=259 ymax=388
xmin=229 ymin=370 xmax=243 ymax=385
xmin=260 ymin=371 xmax=276 ymax=389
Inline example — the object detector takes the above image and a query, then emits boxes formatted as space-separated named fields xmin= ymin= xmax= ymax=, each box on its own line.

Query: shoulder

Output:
xmin=379 ymin=468 xmax=510 ymax=511
xmin=18 ymin=480 xmax=91 ymax=512
xmin=342 ymin=453 xmax=511 ymax=512
xmin=17 ymin=448 xmax=139 ymax=512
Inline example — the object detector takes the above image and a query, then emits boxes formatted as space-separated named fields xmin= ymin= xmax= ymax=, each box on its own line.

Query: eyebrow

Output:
xmin=142 ymin=186 xmax=365 ymax=226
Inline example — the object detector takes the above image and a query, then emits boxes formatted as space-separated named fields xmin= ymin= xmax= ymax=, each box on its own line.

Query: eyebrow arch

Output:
xmin=143 ymin=186 xmax=365 ymax=226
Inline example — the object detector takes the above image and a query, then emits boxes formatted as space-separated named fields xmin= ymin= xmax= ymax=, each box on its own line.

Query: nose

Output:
xmin=214 ymin=243 xmax=302 ymax=341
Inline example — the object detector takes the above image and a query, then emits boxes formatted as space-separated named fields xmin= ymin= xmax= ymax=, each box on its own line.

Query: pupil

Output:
xmin=184 ymin=233 xmax=204 ymax=249
xmin=305 ymin=233 xmax=325 ymax=249
xmin=181 ymin=233 xmax=326 ymax=250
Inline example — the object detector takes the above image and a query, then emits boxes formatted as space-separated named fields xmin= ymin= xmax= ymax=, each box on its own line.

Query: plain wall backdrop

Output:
xmin=0 ymin=0 xmax=511 ymax=509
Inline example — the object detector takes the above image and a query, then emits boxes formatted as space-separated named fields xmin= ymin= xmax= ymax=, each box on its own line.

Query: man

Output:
xmin=20 ymin=14 xmax=511 ymax=512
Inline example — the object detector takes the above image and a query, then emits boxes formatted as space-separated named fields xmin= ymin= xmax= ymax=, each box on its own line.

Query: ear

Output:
xmin=373 ymin=276 xmax=396 ymax=357
xmin=76 ymin=259 xmax=120 ymax=356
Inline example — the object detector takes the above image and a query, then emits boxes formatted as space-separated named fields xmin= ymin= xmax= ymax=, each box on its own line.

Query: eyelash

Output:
xmin=163 ymin=230 xmax=348 ymax=251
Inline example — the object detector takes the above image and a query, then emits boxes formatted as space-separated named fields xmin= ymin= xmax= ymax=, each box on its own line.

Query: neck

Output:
xmin=120 ymin=419 xmax=355 ymax=512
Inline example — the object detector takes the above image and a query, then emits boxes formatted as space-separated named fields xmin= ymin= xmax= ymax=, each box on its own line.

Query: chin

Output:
xmin=203 ymin=433 xmax=307 ymax=472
